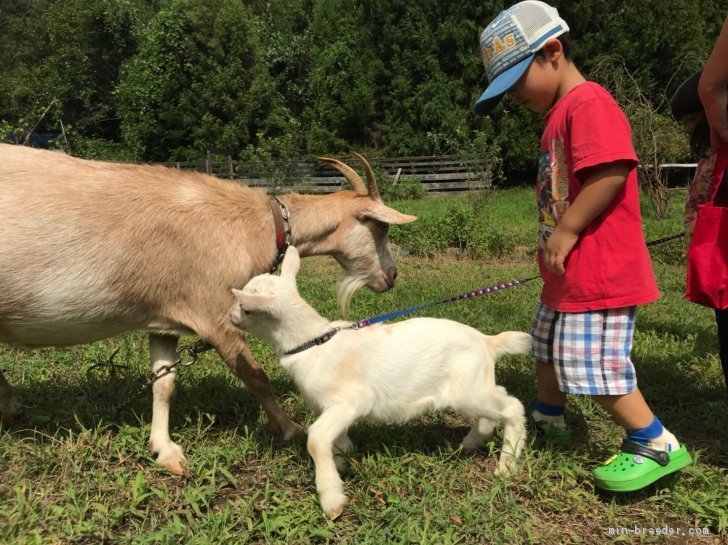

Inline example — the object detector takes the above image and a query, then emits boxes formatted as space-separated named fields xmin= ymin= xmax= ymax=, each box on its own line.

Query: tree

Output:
xmin=0 ymin=0 xmax=147 ymax=151
xmin=301 ymin=0 xmax=381 ymax=154
xmin=116 ymin=0 xmax=282 ymax=161
xmin=0 ymin=0 xmax=722 ymax=174
xmin=590 ymin=56 xmax=688 ymax=218
xmin=555 ymin=0 xmax=719 ymax=99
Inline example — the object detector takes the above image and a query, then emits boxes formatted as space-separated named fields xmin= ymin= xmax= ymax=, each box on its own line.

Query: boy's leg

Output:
xmin=593 ymin=389 xmax=691 ymax=492
xmin=587 ymin=308 xmax=691 ymax=492
xmin=542 ymin=305 xmax=691 ymax=491
xmin=594 ymin=389 xmax=680 ymax=452
xmin=531 ymin=360 xmax=571 ymax=441
xmin=593 ymin=389 xmax=653 ymax=430
xmin=530 ymin=303 xmax=570 ymax=441
xmin=537 ymin=360 xmax=567 ymax=406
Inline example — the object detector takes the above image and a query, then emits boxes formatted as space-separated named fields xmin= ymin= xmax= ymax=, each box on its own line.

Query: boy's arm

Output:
xmin=544 ymin=161 xmax=632 ymax=276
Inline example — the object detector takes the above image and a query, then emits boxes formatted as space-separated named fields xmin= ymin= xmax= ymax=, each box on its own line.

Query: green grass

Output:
xmin=1 ymin=188 xmax=726 ymax=544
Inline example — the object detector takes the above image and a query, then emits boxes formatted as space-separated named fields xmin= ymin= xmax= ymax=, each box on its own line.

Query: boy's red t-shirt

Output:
xmin=536 ymin=82 xmax=660 ymax=312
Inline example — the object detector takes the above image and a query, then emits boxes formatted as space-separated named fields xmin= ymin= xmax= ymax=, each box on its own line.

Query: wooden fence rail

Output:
xmin=156 ymin=155 xmax=698 ymax=194
xmin=156 ymin=154 xmax=493 ymax=194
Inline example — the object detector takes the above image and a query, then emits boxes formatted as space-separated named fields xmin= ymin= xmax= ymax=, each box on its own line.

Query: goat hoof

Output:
xmin=334 ymin=455 xmax=349 ymax=473
xmin=328 ymin=506 xmax=344 ymax=521
xmin=154 ymin=444 xmax=188 ymax=476
xmin=0 ymin=397 xmax=19 ymax=424
xmin=159 ymin=455 xmax=188 ymax=476
xmin=321 ymin=492 xmax=347 ymax=520
xmin=280 ymin=421 xmax=305 ymax=442
xmin=493 ymin=462 xmax=516 ymax=477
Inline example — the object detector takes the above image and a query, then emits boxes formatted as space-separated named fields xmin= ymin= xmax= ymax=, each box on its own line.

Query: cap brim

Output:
xmin=474 ymin=54 xmax=534 ymax=116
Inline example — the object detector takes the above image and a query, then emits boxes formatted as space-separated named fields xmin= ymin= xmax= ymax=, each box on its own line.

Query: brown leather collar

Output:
xmin=268 ymin=198 xmax=290 ymax=272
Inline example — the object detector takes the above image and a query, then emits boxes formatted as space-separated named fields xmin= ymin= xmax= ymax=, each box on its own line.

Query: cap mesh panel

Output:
xmin=516 ymin=3 xmax=553 ymax=39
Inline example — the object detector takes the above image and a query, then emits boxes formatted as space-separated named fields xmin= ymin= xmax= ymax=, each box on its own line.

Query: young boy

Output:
xmin=474 ymin=0 xmax=691 ymax=491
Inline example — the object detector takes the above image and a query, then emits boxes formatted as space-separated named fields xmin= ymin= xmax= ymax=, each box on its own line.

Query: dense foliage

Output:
xmin=0 ymin=0 xmax=724 ymax=178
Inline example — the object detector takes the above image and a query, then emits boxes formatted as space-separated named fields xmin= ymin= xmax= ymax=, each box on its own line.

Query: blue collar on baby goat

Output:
xmin=284 ymin=325 xmax=354 ymax=355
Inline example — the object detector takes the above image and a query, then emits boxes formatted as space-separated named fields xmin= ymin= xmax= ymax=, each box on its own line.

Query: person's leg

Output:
xmin=594 ymin=390 xmax=653 ymax=430
xmin=537 ymin=359 xmax=568 ymax=406
xmin=716 ymin=309 xmax=728 ymax=398
xmin=591 ymin=307 xmax=690 ymax=491
xmin=594 ymin=390 xmax=678 ymax=451
xmin=532 ymin=360 xmax=569 ymax=431
xmin=593 ymin=387 xmax=691 ymax=492
xmin=530 ymin=304 xmax=570 ymax=439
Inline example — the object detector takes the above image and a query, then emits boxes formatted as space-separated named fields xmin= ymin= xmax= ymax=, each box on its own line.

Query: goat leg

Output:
xmin=212 ymin=327 xmax=304 ymax=441
xmin=0 ymin=370 xmax=19 ymax=423
xmin=308 ymin=406 xmax=357 ymax=520
xmin=148 ymin=333 xmax=188 ymax=475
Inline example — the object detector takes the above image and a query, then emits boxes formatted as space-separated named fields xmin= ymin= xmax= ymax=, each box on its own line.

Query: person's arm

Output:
xmin=543 ymin=161 xmax=632 ymax=276
xmin=699 ymin=15 xmax=728 ymax=147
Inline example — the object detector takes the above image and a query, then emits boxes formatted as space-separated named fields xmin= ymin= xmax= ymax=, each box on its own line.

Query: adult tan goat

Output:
xmin=0 ymin=144 xmax=416 ymax=475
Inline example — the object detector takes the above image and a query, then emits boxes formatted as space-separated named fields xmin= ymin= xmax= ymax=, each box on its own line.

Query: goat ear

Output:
xmin=364 ymin=202 xmax=417 ymax=225
xmin=280 ymin=246 xmax=301 ymax=281
xmin=231 ymin=289 xmax=275 ymax=313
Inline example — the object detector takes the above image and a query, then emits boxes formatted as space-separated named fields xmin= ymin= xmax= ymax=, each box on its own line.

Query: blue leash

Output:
xmin=284 ymin=275 xmax=540 ymax=355
xmin=283 ymin=231 xmax=686 ymax=354
xmin=350 ymin=230 xmax=685 ymax=329
xmin=351 ymin=275 xmax=541 ymax=329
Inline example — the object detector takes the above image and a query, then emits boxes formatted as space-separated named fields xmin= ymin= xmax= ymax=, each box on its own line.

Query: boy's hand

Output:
xmin=544 ymin=226 xmax=579 ymax=276
xmin=545 ymin=160 xmax=632 ymax=275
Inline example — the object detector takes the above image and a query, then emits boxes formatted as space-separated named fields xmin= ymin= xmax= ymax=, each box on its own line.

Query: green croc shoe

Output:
xmin=594 ymin=439 xmax=692 ymax=492
xmin=528 ymin=403 xmax=572 ymax=446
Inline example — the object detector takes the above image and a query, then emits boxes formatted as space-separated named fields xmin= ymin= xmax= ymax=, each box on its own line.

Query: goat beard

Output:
xmin=337 ymin=275 xmax=367 ymax=317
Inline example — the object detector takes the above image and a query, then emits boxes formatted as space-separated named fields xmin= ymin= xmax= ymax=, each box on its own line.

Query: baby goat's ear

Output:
xmin=231 ymin=289 xmax=275 ymax=314
xmin=280 ymin=246 xmax=301 ymax=282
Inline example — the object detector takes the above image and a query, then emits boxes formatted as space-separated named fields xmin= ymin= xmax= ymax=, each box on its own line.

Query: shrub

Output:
xmin=389 ymin=200 xmax=476 ymax=256
xmin=378 ymin=176 xmax=425 ymax=201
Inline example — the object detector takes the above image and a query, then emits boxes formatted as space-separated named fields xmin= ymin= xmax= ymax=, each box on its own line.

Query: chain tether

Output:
xmin=111 ymin=339 xmax=212 ymax=414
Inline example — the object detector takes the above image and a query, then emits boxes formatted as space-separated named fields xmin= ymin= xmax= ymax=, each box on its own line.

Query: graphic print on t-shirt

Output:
xmin=537 ymin=137 xmax=570 ymax=249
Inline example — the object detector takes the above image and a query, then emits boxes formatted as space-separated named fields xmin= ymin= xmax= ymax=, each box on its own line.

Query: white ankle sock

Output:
xmin=532 ymin=408 xmax=567 ymax=430
xmin=647 ymin=428 xmax=680 ymax=452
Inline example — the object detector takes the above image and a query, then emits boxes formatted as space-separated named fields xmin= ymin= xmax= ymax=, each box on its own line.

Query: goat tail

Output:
xmin=487 ymin=331 xmax=533 ymax=360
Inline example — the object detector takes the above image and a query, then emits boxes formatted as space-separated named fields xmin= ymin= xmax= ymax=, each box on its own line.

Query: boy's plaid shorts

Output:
xmin=531 ymin=302 xmax=638 ymax=395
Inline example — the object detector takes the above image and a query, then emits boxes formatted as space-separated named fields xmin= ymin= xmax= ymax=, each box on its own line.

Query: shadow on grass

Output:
xmin=5 ymin=332 xmax=726 ymax=468
xmin=3 ymin=371 xmax=306 ymax=441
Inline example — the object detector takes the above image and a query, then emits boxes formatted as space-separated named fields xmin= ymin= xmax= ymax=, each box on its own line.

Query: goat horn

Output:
xmin=315 ymin=157 xmax=367 ymax=195
xmin=353 ymin=153 xmax=380 ymax=200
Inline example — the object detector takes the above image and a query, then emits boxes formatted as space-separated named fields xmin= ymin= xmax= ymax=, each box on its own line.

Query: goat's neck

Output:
xmin=278 ymin=193 xmax=347 ymax=256
xmin=269 ymin=304 xmax=336 ymax=356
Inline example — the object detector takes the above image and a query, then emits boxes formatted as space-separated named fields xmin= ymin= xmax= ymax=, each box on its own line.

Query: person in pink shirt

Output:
xmin=671 ymin=70 xmax=728 ymax=400
xmin=474 ymin=1 xmax=691 ymax=492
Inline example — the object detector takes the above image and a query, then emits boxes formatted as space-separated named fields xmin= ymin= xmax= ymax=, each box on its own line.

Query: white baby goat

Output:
xmin=230 ymin=247 xmax=530 ymax=519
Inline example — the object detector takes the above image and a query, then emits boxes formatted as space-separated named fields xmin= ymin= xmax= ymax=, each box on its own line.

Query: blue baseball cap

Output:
xmin=475 ymin=1 xmax=569 ymax=116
